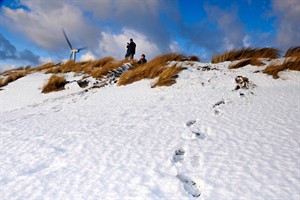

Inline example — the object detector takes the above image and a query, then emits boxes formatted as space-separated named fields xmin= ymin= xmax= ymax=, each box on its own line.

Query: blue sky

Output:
xmin=0 ymin=0 xmax=299 ymax=70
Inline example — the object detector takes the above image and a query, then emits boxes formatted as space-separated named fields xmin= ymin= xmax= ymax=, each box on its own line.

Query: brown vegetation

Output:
xmin=0 ymin=78 xmax=4 ymax=87
xmin=31 ymin=62 xmax=56 ymax=72
xmin=263 ymin=57 xmax=300 ymax=79
xmin=90 ymin=58 xmax=127 ymax=79
xmin=229 ymin=58 xmax=264 ymax=69
xmin=42 ymin=75 xmax=67 ymax=93
xmin=42 ymin=57 xmax=128 ymax=79
xmin=212 ymin=47 xmax=280 ymax=63
xmin=0 ymin=71 xmax=28 ymax=87
xmin=118 ymin=53 xmax=185 ymax=86
xmin=152 ymin=65 xmax=184 ymax=87
xmin=187 ymin=55 xmax=200 ymax=62
xmin=284 ymin=46 xmax=300 ymax=58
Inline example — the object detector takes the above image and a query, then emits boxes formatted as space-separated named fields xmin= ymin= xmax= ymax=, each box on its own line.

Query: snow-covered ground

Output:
xmin=1 ymin=61 xmax=299 ymax=199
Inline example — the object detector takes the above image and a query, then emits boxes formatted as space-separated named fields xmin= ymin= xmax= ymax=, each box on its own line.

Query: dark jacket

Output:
xmin=128 ymin=41 xmax=136 ymax=55
xmin=137 ymin=58 xmax=147 ymax=64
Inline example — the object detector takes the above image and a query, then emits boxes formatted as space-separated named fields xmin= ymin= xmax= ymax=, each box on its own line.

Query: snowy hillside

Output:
xmin=1 ymin=61 xmax=299 ymax=199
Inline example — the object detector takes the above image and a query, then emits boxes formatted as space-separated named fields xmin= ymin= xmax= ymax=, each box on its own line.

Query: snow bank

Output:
xmin=1 ymin=61 xmax=299 ymax=199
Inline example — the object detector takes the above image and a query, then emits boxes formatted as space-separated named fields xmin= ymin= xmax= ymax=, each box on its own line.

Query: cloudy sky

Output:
xmin=0 ymin=0 xmax=299 ymax=70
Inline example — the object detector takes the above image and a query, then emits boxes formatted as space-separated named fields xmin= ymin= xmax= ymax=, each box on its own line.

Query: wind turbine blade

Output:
xmin=70 ymin=52 xmax=73 ymax=61
xmin=74 ymin=52 xmax=76 ymax=62
xmin=78 ymin=46 xmax=87 ymax=51
xmin=62 ymin=29 xmax=73 ymax=50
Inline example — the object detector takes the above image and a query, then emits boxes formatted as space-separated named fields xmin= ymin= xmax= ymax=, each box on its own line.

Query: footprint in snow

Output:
xmin=184 ymin=120 xmax=207 ymax=140
xmin=185 ymin=120 xmax=196 ymax=127
xmin=172 ymin=148 xmax=185 ymax=164
xmin=177 ymin=174 xmax=202 ymax=197
xmin=212 ymin=100 xmax=226 ymax=116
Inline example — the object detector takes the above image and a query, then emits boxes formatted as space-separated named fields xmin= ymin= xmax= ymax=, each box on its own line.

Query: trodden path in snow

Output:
xmin=1 ymin=63 xmax=300 ymax=199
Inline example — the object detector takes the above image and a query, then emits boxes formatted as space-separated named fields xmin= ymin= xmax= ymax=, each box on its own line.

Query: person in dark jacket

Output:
xmin=125 ymin=38 xmax=136 ymax=59
xmin=137 ymin=54 xmax=147 ymax=64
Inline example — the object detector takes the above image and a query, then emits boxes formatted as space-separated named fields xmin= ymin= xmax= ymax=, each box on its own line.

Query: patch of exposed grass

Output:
xmin=284 ymin=46 xmax=300 ymax=58
xmin=187 ymin=55 xmax=200 ymax=61
xmin=152 ymin=65 xmax=184 ymax=87
xmin=263 ymin=57 xmax=300 ymax=79
xmin=212 ymin=47 xmax=280 ymax=63
xmin=118 ymin=53 xmax=185 ymax=86
xmin=42 ymin=75 xmax=67 ymax=93
xmin=43 ymin=57 xmax=126 ymax=79
xmin=90 ymin=59 xmax=127 ymax=79
xmin=0 ymin=67 xmax=24 ymax=76
xmin=229 ymin=58 xmax=265 ymax=69
xmin=0 ymin=78 xmax=5 ymax=87
xmin=31 ymin=62 xmax=56 ymax=72
xmin=0 ymin=71 xmax=28 ymax=87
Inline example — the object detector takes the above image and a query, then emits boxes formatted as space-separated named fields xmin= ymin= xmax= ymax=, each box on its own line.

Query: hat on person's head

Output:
xmin=141 ymin=54 xmax=145 ymax=57
xmin=130 ymin=38 xmax=133 ymax=41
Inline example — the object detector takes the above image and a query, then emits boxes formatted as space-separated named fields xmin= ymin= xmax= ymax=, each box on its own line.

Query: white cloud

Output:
xmin=169 ymin=41 xmax=181 ymax=52
xmin=271 ymin=0 xmax=300 ymax=49
xmin=39 ymin=57 xmax=53 ymax=64
xmin=74 ymin=0 xmax=160 ymax=19
xmin=222 ymin=38 xmax=234 ymax=50
xmin=79 ymin=51 xmax=96 ymax=62
xmin=1 ymin=1 xmax=98 ymax=51
xmin=243 ymin=35 xmax=251 ymax=48
xmin=204 ymin=5 xmax=245 ymax=51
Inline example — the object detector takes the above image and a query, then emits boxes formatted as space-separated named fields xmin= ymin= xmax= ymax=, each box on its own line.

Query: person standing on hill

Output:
xmin=125 ymin=38 xmax=136 ymax=59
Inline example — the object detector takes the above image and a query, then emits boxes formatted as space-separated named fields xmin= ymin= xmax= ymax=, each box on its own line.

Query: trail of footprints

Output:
xmin=171 ymin=120 xmax=207 ymax=198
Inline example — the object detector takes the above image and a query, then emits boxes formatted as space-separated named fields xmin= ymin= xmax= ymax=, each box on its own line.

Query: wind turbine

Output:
xmin=62 ymin=29 xmax=87 ymax=62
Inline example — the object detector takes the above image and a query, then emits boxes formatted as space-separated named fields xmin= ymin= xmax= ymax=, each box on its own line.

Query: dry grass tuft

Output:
xmin=153 ymin=65 xmax=184 ymax=87
xmin=90 ymin=58 xmax=127 ymax=79
xmin=81 ymin=57 xmax=115 ymax=75
xmin=0 ymin=67 xmax=25 ymax=76
xmin=45 ymin=60 xmax=78 ymax=74
xmin=0 ymin=78 xmax=5 ymax=87
xmin=0 ymin=71 xmax=28 ymax=87
xmin=31 ymin=62 xmax=56 ymax=72
xmin=42 ymin=75 xmax=67 ymax=93
xmin=212 ymin=47 xmax=280 ymax=63
xmin=284 ymin=46 xmax=300 ymax=58
xmin=25 ymin=66 xmax=31 ymax=71
xmin=263 ymin=57 xmax=300 ymax=79
xmin=187 ymin=55 xmax=200 ymax=62
xmin=118 ymin=53 xmax=184 ymax=86
xmin=229 ymin=58 xmax=265 ymax=69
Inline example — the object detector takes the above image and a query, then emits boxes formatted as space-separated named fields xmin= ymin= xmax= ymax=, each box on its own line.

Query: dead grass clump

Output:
xmin=83 ymin=57 xmax=115 ymax=75
xmin=32 ymin=62 xmax=56 ymax=72
xmin=0 ymin=69 xmax=14 ymax=76
xmin=118 ymin=53 xmax=184 ymax=86
xmin=153 ymin=66 xmax=184 ymax=87
xmin=90 ymin=59 xmax=126 ymax=79
xmin=212 ymin=48 xmax=280 ymax=63
xmin=91 ymin=57 xmax=115 ymax=68
xmin=0 ymin=67 xmax=26 ymax=76
xmin=59 ymin=60 xmax=77 ymax=73
xmin=25 ymin=66 xmax=31 ymax=71
xmin=46 ymin=61 xmax=93 ymax=74
xmin=263 ymin=57 xmax=300 ymax=79
xmin=0 ymin=71 xmax=28 ymax=87
xmin=284 ymin=46 xmax=300 ymax=58
xmin=42 ymin=75 xmax=67 ymax=93
xmin=187 ymin=55 xmax=200 ymax=62
xmin=0 ymin=78 xmax=5 ymax=87
xmin=229 ymin=58 xmax=264 ymax=69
